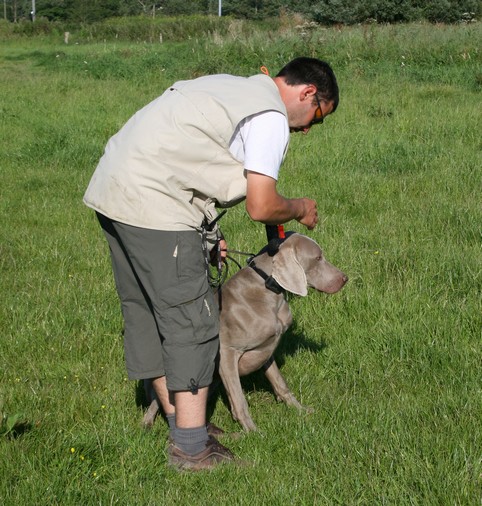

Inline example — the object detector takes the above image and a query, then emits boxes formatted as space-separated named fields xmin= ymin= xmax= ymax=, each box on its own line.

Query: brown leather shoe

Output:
xmin=168 ymin=436 xmax=235 ymax=471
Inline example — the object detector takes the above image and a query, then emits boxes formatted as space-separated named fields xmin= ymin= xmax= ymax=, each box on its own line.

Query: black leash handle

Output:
xmin=265 ymin=224 xmax=286 ymax=256
xmin=266 ymin=224 xmax=286 ymax=242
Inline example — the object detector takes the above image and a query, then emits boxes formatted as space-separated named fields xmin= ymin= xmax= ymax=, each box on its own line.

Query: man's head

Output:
xmin=274 ymin=57 xmax=339 ymax=133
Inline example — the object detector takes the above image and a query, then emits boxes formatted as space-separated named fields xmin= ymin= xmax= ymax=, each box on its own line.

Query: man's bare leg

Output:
xmin=152 ymin=376 xmax=209 ymax=427
xmin=174 ymin=388 xmax=209 ymax=428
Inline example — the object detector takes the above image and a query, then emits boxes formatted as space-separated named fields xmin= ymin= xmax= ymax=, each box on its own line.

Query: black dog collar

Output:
xmin=248 ymin=259 xmax=284 ymax=295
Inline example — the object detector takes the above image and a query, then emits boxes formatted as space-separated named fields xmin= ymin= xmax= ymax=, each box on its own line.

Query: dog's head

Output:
xmin=271 ymin=233 xmax=348 ymax=296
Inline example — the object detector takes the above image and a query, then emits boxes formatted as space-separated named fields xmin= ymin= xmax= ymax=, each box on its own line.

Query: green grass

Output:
xmin=1 ymin=21 xmax=481 ymax=505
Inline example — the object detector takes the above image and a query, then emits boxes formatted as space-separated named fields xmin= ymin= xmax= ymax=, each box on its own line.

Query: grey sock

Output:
xmin=174 ymin=425 xmax=209 ymax=456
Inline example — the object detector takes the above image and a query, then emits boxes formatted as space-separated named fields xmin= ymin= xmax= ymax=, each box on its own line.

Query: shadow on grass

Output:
xmin=1 ymin=417 xmax=33 ymax=439
xmin=135 ymin=380 xmax=150 ymax=410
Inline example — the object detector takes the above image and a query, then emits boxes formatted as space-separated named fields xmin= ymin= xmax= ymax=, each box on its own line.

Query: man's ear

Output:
xmin=300 ymin=84 xmax=317 ymax=101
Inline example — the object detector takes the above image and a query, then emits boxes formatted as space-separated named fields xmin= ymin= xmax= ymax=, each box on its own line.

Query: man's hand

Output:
xmin=209 ymin=238 xmax=227 ymax=266
xmin=297 ymin=198 xmax=318 ymax=229
xmin=218 ymin=238 xmax=227 ymax=260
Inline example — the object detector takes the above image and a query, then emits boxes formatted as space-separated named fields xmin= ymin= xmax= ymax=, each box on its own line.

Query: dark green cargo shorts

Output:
xmin=97 ymin=213 xmax=219 ymax=392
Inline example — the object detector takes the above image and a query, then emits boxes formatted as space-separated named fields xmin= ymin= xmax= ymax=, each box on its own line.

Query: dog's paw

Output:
xmin=141 ymin=399 xmax=160 ymax=429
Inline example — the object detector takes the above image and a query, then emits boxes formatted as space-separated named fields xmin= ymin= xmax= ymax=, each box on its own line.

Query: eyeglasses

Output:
xmin=310 ymin=95 xmax=324 ymax=126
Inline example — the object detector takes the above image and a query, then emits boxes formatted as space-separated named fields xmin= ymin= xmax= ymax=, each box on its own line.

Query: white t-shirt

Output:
xmin=229 ymin=111 xmax=289 ymax=180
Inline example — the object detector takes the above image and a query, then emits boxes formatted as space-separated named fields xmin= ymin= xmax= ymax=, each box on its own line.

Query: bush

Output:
xmin=306 ymin=0 xmax=480 ymax=25
xmin=421 ymin=0 xmax=479 ymax=23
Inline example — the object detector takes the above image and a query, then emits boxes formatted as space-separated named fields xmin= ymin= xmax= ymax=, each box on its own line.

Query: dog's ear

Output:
xmin=271 ymin=245 xmax=308 ymax=296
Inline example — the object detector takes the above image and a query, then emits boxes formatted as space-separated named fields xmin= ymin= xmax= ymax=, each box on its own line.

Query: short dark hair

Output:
xmin=276 ymin=57 xmax=339 ymax=112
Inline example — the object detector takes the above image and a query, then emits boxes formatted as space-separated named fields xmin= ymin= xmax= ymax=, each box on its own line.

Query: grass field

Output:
xmin=1 ymin=20 xmax=481 ymax=505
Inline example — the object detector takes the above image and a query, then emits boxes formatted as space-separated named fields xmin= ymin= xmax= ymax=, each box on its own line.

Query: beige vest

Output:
xmin=83 ymin=74 xmax=288 ymax=231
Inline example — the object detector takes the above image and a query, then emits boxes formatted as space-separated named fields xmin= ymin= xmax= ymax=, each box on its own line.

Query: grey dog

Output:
xmin=143 ymin=232 xmax=347 ymax=432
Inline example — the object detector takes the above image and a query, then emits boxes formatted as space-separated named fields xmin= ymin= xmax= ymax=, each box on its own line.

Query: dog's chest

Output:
xmin=276 ymin=297 xmax=293 ymax=332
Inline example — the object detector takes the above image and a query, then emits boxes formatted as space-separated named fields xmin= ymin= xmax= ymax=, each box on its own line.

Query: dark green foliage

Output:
xmin=222 ymin=0 xmax=285 ymax=19
xmin=310 ymin=0 xmax=480 ymax=24
xmin=30 ymin=0 xmax=120 ymax=23
xmin=2 ymin=0 xmax=481 ymax=25
xmin=422 ymin=0 xmax=480 ymax=23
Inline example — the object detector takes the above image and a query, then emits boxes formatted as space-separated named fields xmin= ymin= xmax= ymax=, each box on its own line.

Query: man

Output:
xmin=84 ymin=57 xmax=338 ymax=471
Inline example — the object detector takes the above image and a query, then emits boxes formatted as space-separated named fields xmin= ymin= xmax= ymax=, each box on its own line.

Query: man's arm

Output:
xmin=245 ymin=171 xmax=318 ymax=230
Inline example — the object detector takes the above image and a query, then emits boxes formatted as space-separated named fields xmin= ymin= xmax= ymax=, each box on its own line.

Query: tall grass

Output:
xmin=1 ymin=21 xmax=480 ymax=505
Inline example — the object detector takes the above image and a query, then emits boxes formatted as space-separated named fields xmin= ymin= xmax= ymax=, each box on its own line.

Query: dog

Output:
xmin=143 ymin=233 xmax=347 ymax=432
xmin=218 ymin=232 xmax=347 ymax=431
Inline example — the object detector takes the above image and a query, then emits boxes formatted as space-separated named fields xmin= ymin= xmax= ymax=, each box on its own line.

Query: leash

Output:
xmin=221 ymin=224 xmax=287 ymax=274
xmin=209 ymin=248 xmax=255 ymax=289
xmin=202 ymin=211 xmax=288 ymax=300
xmin=201 ymin=210 xmax=228 ymax=289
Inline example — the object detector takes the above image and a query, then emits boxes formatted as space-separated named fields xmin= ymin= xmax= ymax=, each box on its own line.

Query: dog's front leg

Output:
xmin=264 ymin=358 xmax=313 ymax=413
xmin=219 ymin=345 xmax=258 ymax=432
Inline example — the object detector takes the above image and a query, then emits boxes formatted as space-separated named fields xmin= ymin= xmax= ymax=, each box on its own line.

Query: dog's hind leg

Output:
xmin=142 ymin=398 xmax=160 ymax=428
xmin=142 ymin=379 xmax=160 ymax=428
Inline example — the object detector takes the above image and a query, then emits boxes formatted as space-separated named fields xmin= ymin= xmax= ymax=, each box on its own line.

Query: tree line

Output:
xmin=3 ymin=0 xmax=480 ymax=25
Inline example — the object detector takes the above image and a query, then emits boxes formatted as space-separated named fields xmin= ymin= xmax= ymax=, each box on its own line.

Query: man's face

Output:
xmin=289 ymin=98 xmax=335 ymax=134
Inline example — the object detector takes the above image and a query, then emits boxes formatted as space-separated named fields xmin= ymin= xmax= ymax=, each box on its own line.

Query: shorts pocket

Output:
xmin=176 ymin=232 xmax=206 ymax=280
xmin=155 ymin=275 xmax=219 ymax=346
